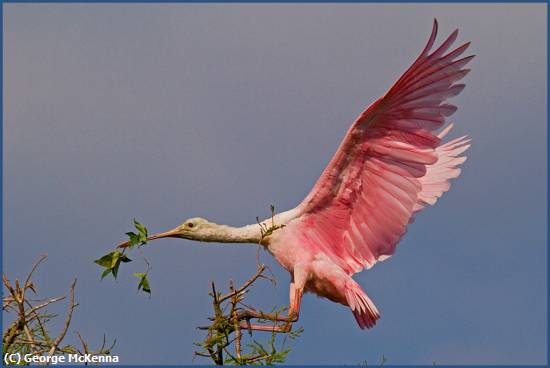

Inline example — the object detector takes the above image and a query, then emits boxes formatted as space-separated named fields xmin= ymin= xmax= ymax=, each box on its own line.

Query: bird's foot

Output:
xmin=238 ymin=320 xmax=293 ymax=333
xmin=238 ymin=307 xmax=297 ymax=323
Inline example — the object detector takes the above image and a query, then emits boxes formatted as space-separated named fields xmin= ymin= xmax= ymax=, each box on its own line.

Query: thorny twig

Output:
xmin=219 ymin=265 xmax=266 ymax=304
xmin=194 ymin=264 xmax=302 ymax=365
xmin=255 ymin=205 xmax=286 ymax=242
xmin=76 ymin=331 xmax=89 ymax=355
xmin=47 ymin=279 xmax=77 ymax=358
xmin=229 ymin=280 xmax=244 ymax=362
xmin=23 ymin=254 xmax=48 ymax=296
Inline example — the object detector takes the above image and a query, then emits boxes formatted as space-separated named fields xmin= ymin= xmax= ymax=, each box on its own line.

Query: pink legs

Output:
xmin=238 ymin=287 xmax=302 ymax=332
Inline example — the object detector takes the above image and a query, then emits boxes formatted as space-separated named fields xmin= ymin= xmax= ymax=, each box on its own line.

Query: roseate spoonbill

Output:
xmin=119 ymin=19 xmax=473 ymax=331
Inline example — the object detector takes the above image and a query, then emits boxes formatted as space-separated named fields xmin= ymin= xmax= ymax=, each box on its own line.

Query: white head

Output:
xmin=146 ymin=217 xmax=220 ymax=242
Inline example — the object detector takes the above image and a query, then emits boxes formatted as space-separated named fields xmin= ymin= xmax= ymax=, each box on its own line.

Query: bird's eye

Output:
xmin=187 ymin=223 xmax=194 ymax=228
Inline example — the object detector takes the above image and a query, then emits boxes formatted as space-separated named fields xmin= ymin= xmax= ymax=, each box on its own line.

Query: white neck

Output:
xmin=205 ymin=224 xmax=262 ymax=244
xmin=197 ymin=209 xmax=299 ymax=244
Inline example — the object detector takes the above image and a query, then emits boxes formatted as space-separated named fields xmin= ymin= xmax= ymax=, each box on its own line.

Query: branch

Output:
xmin=76 ymin=331 xmax=89 ymax=355
xmin=25 ymin=296 xmax=66 ymax=317
xmin=23 ymin=254 xmax=48 ymax=293
xmin=47 ymin=279 xmax=77 ymax=359
xmin=218 ymin=264 xmax=266 ymax=303
xmin=194 ymin=264 xmax=303 ymax=365
xmin=230 ymin=281 xmax=242 ymax=362
xmin=4 ymin=256 xmax=117 ymax=361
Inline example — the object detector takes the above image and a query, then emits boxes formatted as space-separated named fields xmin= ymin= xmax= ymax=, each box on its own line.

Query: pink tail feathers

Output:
xmin=345 ymin=280 xmax=380 ymax=329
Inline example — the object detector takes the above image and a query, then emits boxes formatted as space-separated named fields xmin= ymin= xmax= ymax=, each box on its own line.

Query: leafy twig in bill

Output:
xmin=95 ymin=219 xmax=152 ymax=294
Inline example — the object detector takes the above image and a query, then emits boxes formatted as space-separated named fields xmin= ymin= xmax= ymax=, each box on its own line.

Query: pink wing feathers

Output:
xmin=291 ymin=20 xmax=473 ymax=275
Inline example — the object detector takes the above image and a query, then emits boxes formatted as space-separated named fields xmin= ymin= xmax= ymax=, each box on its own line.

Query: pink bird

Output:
xmin=119 ymin=20 xmax=473 ymax=331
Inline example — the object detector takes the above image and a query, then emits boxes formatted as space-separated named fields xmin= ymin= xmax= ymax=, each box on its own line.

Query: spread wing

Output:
xmin=288 ymin=20 xmax=473 ymax=275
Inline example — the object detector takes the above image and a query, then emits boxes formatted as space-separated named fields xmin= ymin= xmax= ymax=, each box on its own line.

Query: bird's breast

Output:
xmin=266 ymin=234 xmax=302 ymax=273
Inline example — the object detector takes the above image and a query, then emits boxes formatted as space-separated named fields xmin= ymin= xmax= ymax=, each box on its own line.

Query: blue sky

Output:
xmin=3 ymin=3 xmax=547 ymax=365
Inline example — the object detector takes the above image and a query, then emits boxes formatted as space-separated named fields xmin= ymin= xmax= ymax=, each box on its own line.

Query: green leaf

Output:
xmin=125 ymin=220 xmax=149 ymax=247
xmin=95 ymin=251 xmax=131 ymax=280
xmin=133 ymin=219 xmax=148 ymax=245
xmin=101 ymin=268 xmax=112 ymax=280
xmin=133 ymin=273 xmax=151 ymax=294
xmin=133 ymin=219 xmax=147 ymax=235
xmin=140 ymin=277 xmax=151 ymax=294
xmin=94 ymin=252 xmax=116 ymax=268
xmin=110 ymin=251 xmax=121 ymax=268
xmin=120 ymin=254 xmax=132 ymax=263
xmin=125 ymin=232 xmax=139 ymax=248
xmin=111 ymin=262 xmax=121 ymax=279
xmin=138 ymin=234 xmax=147 ymax=245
